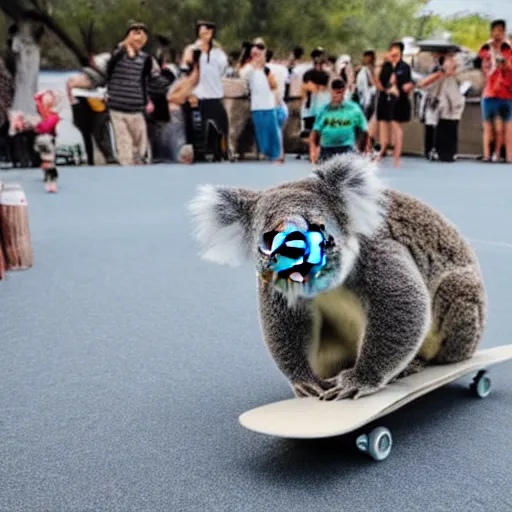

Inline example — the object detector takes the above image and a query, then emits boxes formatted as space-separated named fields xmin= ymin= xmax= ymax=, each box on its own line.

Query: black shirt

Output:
xmin=379 ymin=60 xmax=412 ymax=96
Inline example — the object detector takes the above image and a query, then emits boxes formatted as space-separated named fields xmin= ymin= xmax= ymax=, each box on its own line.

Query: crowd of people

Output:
xmin=0 ymin=17 xmax=511 ymax=193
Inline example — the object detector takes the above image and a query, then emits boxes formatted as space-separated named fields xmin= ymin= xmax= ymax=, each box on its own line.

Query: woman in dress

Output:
xmin=375 ymin=41 xmax=414 ymax=167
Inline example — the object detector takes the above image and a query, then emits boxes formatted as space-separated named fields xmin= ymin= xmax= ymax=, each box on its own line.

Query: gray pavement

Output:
xmin=1 ymin=157 xmax=512 ymax=512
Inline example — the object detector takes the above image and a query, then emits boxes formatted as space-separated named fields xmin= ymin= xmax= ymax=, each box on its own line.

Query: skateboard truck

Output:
xmin=355 ymin=369 xmax=492 ymax=461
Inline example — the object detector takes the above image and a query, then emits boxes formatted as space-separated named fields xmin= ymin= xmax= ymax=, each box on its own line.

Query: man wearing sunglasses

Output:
xmin=309 ymin=79 xmax=368 ymax=164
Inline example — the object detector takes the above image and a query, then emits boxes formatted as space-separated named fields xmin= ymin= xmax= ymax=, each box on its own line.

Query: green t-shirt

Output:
xmin=312 ymin=100 xmax=368 ymax=149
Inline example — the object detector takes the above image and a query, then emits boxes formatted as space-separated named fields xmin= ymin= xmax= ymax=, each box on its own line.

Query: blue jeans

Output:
xmin=252 ymin=109 xmax=282 ymax=160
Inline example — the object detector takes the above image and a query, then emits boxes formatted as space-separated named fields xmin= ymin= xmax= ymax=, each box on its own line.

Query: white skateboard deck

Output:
xmin=239 ymin=345 xmax=512 ymax=439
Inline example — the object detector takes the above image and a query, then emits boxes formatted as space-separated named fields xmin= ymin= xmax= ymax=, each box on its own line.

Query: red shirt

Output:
xmin=35 ymin=112 xmax=60 ymax=136
xmin=478 ymin=40 xmax=512 ymax=100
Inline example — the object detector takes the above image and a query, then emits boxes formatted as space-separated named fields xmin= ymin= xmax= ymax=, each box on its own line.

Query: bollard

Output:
xmin=0 ymin=182 xmax=34 ymax=271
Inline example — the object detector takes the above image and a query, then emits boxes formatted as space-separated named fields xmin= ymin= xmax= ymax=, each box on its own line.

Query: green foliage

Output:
xmin=0 ymin=0 xmax=498 ymax=68
xmin=416 ymin=12 xmax=492 ymax=51
xmin=19 ymin=0 xmax=429 ymax=66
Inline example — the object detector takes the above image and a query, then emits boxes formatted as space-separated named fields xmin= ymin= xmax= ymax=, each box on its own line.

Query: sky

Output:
xmin=427 ymin=0 xmax=512 ymax=28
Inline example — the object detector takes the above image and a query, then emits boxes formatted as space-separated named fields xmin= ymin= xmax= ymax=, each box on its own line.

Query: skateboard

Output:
xmin=239 ymin=345 xmax=512 ymax=461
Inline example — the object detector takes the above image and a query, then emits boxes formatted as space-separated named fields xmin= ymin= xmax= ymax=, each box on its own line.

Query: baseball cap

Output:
xmin=126 ymin=21 xmax=148 ymax=36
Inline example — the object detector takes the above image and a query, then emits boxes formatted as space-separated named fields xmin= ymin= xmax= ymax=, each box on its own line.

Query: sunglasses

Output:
xmin=253 ymin=43 xmax=265 ymax=50
xmin=199 ymin=24 xmax=215 ymax=30
xmin=130 ymin=25 xmax=147 ymax=33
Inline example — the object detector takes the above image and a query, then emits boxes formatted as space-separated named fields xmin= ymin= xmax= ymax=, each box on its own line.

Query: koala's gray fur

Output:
xmin=188 ymin=154 xmax=487 ymax=400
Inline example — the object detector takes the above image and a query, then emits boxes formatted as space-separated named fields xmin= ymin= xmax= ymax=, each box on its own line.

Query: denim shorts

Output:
xmin=481 ymin=97 xmax=512 ymax=122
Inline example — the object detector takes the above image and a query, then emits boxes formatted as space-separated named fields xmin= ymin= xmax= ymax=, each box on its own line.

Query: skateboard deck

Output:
xmin=239 ymin=345 xmax=512 ymax=440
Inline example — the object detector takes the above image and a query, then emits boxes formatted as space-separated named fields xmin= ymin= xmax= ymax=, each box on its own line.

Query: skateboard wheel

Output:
xmin=356 ymin=427 xmax=392 ymax=461
xmin=471 ymin=371 xmax=492 ymax=398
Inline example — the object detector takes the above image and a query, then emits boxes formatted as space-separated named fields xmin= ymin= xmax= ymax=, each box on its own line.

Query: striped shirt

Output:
xmin=106 ymin=48 xmax=152 ymax=113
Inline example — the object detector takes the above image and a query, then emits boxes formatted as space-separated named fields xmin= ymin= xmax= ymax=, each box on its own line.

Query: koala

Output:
xmin=188 ymin=154 xmax=487 ymax=401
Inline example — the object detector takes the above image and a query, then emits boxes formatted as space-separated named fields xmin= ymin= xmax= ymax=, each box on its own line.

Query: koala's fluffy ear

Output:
xmin=188 ymin=184 xmax=260 ymax=266
xmin=313 ymin=154 xmax=388 ymax=237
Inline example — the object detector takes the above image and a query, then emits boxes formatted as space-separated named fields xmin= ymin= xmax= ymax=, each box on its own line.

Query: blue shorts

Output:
xmin=481 ymin=97 xmax=512 ymax=122
xmin=252 ymin=109 xmax=282 ymax=160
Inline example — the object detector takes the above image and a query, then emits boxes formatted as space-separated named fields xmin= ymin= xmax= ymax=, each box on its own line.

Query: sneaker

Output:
xmin=46 ymin=180 xmax=58 ymax=193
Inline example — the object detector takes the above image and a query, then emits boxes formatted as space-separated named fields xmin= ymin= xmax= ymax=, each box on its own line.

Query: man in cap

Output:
xmin=106 ymin=21 xmax=163 ymax=165
xmin=309 ymin=78 xmax=369 ymax=163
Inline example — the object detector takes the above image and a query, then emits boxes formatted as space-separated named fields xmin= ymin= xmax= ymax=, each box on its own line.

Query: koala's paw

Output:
xmin=319 ymin=368 xmax=385 ymax=401
xmin=292 ymin=379 xmax=334 ymax=398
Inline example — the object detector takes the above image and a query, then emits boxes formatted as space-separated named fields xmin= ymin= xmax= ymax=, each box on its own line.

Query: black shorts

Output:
xmin=376 ymin=92 xmax=411 ymax=123
xmin=319 ymin=145 xmax=354 ymax=162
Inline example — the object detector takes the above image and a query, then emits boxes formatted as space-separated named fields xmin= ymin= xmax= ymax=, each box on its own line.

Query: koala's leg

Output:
xmin=395 ymin=357 xmax=428 ymax=380
xmin=431 ymin=266 xmax=486 ymax=364
xmin=321 ymin=241 xmax=431 ymax=400
xmin=257 ymin=279 xmax=334 ymax=398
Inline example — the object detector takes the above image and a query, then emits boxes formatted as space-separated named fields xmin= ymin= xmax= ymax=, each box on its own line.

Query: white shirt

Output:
xmin=288 ymin=61 xmax=313 ymax=97
xmin=187 ymin=42 xmax=228 ymax=99
xmin=267 ymin=62 xmax=289 ymax=105
xmin=291 ymin=61 xmax=313 ymax=80
xmin=240 ymin=64 xmax=276 ymax=111
xmin=355 ymin=65 xmax=377 ymax=109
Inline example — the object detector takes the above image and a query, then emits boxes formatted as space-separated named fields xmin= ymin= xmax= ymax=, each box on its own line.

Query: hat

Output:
xmin=331 ymin=78 xmax=346 ymax=90
xmin=126 ymin=21 xmax=148 ymax=36
xmin=196 ymin=19 xmax=216 ymax=36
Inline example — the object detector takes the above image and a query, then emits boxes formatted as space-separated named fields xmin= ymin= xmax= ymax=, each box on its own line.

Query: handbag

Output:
xmin=420 ymin=78 xmax=444 ymax=127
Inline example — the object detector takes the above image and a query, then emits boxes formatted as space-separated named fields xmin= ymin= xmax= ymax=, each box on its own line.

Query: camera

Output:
xmin=193 ymin=48 xmax=202 ymax=64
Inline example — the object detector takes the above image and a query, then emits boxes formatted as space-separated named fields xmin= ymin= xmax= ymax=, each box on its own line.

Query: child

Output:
xmin=34 ymin=90 xmax=60 ymax=193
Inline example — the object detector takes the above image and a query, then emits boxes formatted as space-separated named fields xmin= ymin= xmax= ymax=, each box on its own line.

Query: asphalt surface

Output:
xmin=1 ymin=157 xmax=512 ymax=512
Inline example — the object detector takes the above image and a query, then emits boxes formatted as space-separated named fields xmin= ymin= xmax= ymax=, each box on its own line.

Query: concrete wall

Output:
xmin=223 ymin=95 xmax=484 ymax=159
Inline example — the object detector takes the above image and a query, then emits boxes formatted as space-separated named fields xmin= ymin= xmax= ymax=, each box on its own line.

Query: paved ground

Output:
xmin=1 ymin=157 xmax=512 ymax=512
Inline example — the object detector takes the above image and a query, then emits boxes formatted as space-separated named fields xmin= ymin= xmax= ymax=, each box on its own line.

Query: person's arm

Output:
xmin=354 ymin=107 xmax=369 ymax=152
xmin=416 ymin=70 xmax=444 ymax=89
xmin=264 ymin=66 xmax=278 ymax=90
xmin=309 ymin=112 xmax=324 ymax=163
xmin=168 ymin=66 xmax=200 ymax=105
xmin=401 ymin=64 xmax=415 ymax=93
xmin=309 ymin=130 xmax=321 ymax=163
xmin=181 ymin=44 xmax=195 ymax=67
